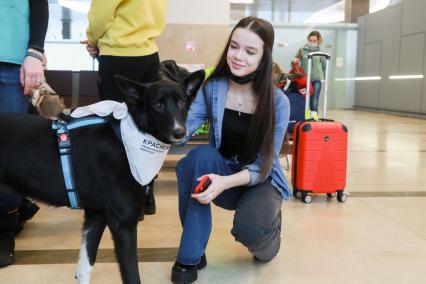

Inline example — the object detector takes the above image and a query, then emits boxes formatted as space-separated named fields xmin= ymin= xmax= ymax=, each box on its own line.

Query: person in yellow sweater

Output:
xmin=83 ymin=0 xmax=167 ymax=217
xmin=84 ymin=0 xmax=167 ymax=100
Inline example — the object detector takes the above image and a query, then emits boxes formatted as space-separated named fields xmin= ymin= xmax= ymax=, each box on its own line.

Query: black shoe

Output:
xmin=0 ymin=210 xmax=19 ymax=267
xmin=138 ymin=210 xmax=144 ymax=222
xmin=171 ymin=254 xmax=207 ymax=284
xmin=0 ymin=232 xmax=15 ymax=267
xmin=197 ymin=254 xmax=207 ymax=270
xmin=144 ymin=176 xmax=157 ymax=215
xmin=15 ymin=198 xmax=39 ymax=236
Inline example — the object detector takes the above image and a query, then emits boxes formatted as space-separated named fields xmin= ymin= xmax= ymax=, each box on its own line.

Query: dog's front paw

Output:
xmin=75 ymin=272 xmax=91 ymax=284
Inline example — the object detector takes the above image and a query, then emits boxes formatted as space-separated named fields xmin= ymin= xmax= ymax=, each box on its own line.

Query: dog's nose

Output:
xmin=172 ymin=126 xmax=186 ymax=140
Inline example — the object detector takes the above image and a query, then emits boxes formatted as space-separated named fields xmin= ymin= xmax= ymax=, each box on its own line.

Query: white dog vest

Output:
xmin=71 ymin=101 xmax=171 ymax=186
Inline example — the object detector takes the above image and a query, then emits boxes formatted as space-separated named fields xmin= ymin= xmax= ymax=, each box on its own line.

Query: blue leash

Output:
xmin=52 ymin=116 xmax=108 ymax=209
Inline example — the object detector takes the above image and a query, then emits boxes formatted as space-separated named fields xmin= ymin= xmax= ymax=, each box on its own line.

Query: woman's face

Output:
xmin=308 ymin=35 xmax=319 ymax=45
xmin=227 ymin=27 xmax=264 ymax=77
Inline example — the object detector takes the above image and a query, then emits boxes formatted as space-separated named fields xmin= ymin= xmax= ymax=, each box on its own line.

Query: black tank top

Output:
xmin=219 ymin=108 xmax=254 ymax=164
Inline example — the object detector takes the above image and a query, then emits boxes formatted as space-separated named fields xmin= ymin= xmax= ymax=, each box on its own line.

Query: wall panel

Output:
xmin=355 ymin=42 xmax=382 ymax=108
xmin=401 ymin=0 xmax=426 ymax=36
xmin=422 ymin=35 xmax=426 ymax=114
xmin=157 ymin=24 xmax=229 ymax=68
xmin=355 ymin=1 xmax=426 ymax=114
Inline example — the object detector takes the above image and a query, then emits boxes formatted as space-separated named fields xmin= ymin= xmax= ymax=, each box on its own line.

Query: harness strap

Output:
xmin=67 ymin=116 xmax=108 ymax=130
xmin=111 ymin=119 xmax=122 ymax=143
xmin=51 ymin=116 xmax=108 ymax=209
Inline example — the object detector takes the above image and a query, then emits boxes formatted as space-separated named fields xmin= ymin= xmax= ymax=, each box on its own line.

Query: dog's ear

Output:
xmin=114 ymin=75 xmax=147 ymax=105
xmin=181 ymin=70 xmax=205 ymax=99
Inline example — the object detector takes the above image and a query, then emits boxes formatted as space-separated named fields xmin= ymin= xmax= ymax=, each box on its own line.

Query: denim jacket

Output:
xmin=185 ymin=77 xmax=291 ymax=200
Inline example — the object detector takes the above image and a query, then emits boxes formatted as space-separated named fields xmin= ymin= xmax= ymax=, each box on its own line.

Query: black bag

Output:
xmin=284 ymin=90 xmax=305 ymax=133
xmin=158 ymin=60 xmax=190 ymax=83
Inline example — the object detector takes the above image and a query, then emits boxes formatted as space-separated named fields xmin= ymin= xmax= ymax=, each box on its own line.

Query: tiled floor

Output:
xmin=1 ymin=110 xmax=426 ymax=283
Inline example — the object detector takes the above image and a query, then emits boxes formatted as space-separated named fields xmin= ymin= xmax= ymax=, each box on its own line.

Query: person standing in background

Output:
xmin=293 ymin=31 xmax=326 ymax=119
xmin=0 ymin=0 xmax=49 ymax=267
xmin=82 ymin=0 xmax=168 ymax=218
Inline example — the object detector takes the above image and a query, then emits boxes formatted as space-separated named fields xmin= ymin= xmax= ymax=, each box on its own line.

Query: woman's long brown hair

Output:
xmin=204 ymin=16 xmax=275 ymax=180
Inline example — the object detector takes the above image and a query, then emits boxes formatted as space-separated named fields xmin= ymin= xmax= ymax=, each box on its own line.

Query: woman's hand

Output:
xmin=191 ymin=174 xmax=229 ymax=205
xmin=81 ymin=40 xmax=99 ymax=57
xmin=20 ymin=50 xmax=45 ymax=96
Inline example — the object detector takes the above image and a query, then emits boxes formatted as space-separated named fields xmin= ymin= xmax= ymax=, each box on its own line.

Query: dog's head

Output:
xmin=115 ymin=70 xmax=205 ymax=144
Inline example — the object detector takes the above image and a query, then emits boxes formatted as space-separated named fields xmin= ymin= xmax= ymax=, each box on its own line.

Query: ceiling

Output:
xmin=231 ymin=0 xmax=344 ymax=23
xmin=48 ymin=0 xmax=342 ymax=16
xmin=232 ymin=0 xmax=341 ymax=12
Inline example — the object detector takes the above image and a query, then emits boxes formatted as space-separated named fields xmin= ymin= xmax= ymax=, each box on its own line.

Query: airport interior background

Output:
xmin=1 ymin=0 xmax=426 ymax=283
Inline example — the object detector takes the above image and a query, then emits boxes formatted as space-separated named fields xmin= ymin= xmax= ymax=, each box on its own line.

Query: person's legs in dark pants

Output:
xmin=0 ymin=209 xmax=19 ymax=267
xmin=138 ymin=175 xmax=157 ymax=221
xmin=171 ymin=145 xmax=243 ymax=283
xmin=171 ymin=146 xmax=283 ymax=283
xmin=0 ymin=63 xmax=29 ymax=113
xmin=310 ymin=80 xmax=322 ymax=113
xmin=231 ymin=178 xmax=283 ymax=262
xmin=0 ymin=63 xmax=39 ymax=267
xmin=97 ymin=53 xmax=160 ymax=101
xmin=97 ymin=53 xmax=160 ymax=215
xmin=0 ymin=193 xmax=22 ymax=213
xmin=175 ymin=146 xmax=240 ymax=263
xmin=143 ymin=175 xmax=157 ymax=215
xmin=14 ymin=198 xmax=40 ymax=236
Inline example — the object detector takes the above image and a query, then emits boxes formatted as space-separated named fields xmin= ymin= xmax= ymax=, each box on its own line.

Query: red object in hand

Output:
xmin=194 ymin=176 xmax=212 ymax=193
xmin=289 ymin=62 xmax=313 ymax=97
xmin=276 ymin=81 xmax=286 ymax=90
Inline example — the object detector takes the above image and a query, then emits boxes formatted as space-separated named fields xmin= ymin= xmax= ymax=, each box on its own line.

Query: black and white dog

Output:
xmin=0 ymin=70 xmax=205 ymax=284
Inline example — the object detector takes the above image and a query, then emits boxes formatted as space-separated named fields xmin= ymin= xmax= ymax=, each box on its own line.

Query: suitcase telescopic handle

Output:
xmin=307 ymin=51 xmax=331 ymax=60
xmin=305 ymin=51 xmax=331 ymax=119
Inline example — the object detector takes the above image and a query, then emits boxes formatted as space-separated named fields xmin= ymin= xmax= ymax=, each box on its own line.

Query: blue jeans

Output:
xmin=310 ymin=80 xmax=321 ymax=112
xmin=176 ymin=145 xmax=283 ymax=265
xmin=0 ymin=63 xmax=29 ymax=113
xmin=0 ymin=63 xmax=28 ymax=212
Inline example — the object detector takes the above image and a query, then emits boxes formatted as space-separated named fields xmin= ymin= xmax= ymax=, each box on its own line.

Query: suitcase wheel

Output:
xmin=337 ymin=191 xmax=347 ymax=203
xmin=327 ymin=193 xmax=333 ymax=198
xmin=302 ymin=192 xmax=312 ymax=204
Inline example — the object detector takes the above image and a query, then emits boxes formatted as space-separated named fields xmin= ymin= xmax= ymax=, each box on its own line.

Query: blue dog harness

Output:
xmin=51 ymin=116 xmax=108 ymax=209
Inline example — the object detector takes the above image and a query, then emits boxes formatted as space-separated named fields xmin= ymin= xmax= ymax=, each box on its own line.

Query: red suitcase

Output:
xmin=291 ymin=52 xmax=348 ymax=204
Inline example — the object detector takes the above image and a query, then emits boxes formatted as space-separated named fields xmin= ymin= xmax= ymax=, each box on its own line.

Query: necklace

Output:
xmin=227 ymin=90 xmax=255 ymax=116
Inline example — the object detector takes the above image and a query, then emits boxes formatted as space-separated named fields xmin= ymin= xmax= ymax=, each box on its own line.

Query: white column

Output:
xmin=166 ymin=0 xmax=230 ymax=25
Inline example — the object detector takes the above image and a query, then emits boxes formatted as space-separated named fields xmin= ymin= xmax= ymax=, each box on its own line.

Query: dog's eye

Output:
xmin=153 ymin=102 xmax=163 ymax=110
